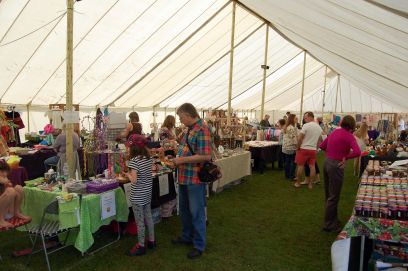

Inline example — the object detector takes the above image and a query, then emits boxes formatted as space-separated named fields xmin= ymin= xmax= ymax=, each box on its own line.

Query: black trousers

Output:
xmin=323 ymin=158 xmax=344 ymax=230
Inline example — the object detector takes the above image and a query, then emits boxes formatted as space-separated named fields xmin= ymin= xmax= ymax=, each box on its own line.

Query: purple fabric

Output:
xmin=9 ymin=166 xmax=28 ymax=187
xmin=368 ymin=130 xmax=380 ymax=141
xmin=20 ymin=148 xmax=57 ymax=179
xmin=86 ymin=179 xmax=119 ymax=193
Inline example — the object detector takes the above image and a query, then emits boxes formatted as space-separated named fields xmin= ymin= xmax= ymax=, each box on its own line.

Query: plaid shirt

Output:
xmin=177 ymin=119 xmax=211 ymax=185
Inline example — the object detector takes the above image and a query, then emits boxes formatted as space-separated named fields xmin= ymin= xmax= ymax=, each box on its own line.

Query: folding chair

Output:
xmin=27 ymin=200 xmax=73 ymax=271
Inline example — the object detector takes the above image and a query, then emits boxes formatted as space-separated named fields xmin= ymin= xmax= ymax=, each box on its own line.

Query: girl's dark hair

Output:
xmin=129 ymin=112 xmax=140 ymax=122
xmin=176 ymin=103 xmax=200 ymax=118
xmin=162 ymin=115 xmax=176 ymax=129
xmin=0 ymin=160 xmax=10 ymax=172
xmin=278 ymin=119 xmax=286 ymax=126
xmin=129 ymin=145 xmax=150 ymax=159
xmin=341 ymin=115 xmax=356 ymax=132
xmin=133 ymin=122 xmax=142 ymax=135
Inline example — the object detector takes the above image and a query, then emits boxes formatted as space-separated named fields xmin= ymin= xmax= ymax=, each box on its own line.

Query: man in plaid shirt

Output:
xmin=172 ymin=103 xmax=211 ymax=259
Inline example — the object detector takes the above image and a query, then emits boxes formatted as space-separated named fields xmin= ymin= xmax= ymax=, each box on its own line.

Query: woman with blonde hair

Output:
xmin=353 ymin=123 xmax=369 ymax=176
xmin=282 ymin=114 xmax=298 ymax=180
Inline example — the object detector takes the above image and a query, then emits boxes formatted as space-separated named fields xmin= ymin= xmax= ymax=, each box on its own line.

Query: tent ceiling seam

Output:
xmin=58 ymin=0 xmax=184 ymax=104
xmin=364 ymin=0 xmax=408 ymax=19
xmin=28 ymin=0 xmax=121 ymax=105
xmin=156 ymin=22 xmax=265 ymax=107
xmin=253 ymin=64 xmax=325 ymax=111
xmin=106 ymin=0 xmax=232 ymax=106
xmin=148 ymin=22 xmax=265 ymax=107
xmin=235 ymin=1 xmax=339 ymax=74
xmin=81 ymin=0 xmax=230 ymax=106
xmin=327 ymin=0 xmax=408 ymax=35
xmin=274 ymin=21 xmax=408 ymax=89
xmin=0 ymin=12 xmax=66 ymax=101
xmin=129 ymin=11 xmax=256 ymax=107
xmin=310 ymin=2 xmax=408 ymax=51
xmin=271 ymin=2 xmax=408 ymax=61
xmin=215 ymin=50 xmax=303 ymax=109
xmin=0 ymin=0 xmax=30 ymax=44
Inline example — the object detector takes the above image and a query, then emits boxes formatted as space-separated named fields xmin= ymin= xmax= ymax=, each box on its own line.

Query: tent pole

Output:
xmin=26 ymin=104 xmax=31 ymax=132
xmin=339 ymin=76 xmax=343 ymax=113
xmin=321 ymin=66 xmax=327 ymax=118
xmin=335 ymin=75 xmax=339 ymax=113
xmin=260 ymin=25 xmax=269 ymax=122
xmin=227 ymin=2 xmax=236 ymax=126
xmin=299 ymin=51 xmax=307 ymax=120
xmin=153 ymin=106 xmax=157 ymax=125
xmin=66 ymin=0 xmax=75 ymax=178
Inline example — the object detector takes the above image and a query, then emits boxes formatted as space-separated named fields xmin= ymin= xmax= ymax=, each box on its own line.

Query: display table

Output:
xmin=245 ymin=141 xmax=280 ymax=173
xmin=19 ymin=148 xmax=56 ymax=180
xmin=359 ymin=155 xmax=407 ymax=177
xmin=213 ymin=151 xmax=251 ymax=192
xmin=332 ymin=163 xmax=408 ymax=270
xmin=21 ymin=185 xmax=129 ymax=253
xmin=123 ymin=171 xmax=177 ymax=209
xmin=9 ymin=166 xmax=28 ymax=186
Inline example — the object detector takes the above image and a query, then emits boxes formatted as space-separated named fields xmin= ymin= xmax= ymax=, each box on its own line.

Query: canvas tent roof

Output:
xmin=0 ymin=0 xmax=407 ymax=113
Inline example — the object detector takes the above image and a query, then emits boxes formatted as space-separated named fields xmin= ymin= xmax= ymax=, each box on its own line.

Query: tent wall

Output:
xmin=1 ymin=0 xmax=407 ymax=114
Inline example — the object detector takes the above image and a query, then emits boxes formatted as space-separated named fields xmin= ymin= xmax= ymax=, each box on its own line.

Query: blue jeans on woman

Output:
xmin=179 ymin=184 xmax=206 ymax=252
xmin=284 ymin=153 xmax=296 ymax=179
xmin=44 ymin=155 xmax=60 ymax=171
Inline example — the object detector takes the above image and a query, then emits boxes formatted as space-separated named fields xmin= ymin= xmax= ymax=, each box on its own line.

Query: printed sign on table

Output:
xmin=100 ymin=191 xmax=116 ymax=220
xmin=159 ymin=174 xmax=169 ymax=196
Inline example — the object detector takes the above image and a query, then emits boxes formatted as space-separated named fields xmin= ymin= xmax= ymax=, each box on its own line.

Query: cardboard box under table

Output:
xmin=21 ymin=183 xmax=129 ymax=253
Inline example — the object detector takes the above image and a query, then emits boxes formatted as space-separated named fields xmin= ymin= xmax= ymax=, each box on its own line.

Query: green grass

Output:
xmin=0 ymin=154 xmax=359 ymax=271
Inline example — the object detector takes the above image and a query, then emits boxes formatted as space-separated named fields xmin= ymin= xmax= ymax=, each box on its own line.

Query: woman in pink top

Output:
xmin=319 ymin=115 xmax=361 ymax=232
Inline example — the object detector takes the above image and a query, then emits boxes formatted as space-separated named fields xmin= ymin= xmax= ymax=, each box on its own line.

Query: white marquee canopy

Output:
xmin=1 ymin=0 xmax=407 ymax=114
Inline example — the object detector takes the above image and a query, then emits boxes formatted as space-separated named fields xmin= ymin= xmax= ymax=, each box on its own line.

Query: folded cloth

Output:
xmin=57 ymin=195 xmax=80 ymax=229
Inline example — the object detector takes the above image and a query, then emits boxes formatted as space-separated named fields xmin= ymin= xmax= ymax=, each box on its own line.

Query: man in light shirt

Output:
xmin=294 ymin=112 xmax=322 ymax=189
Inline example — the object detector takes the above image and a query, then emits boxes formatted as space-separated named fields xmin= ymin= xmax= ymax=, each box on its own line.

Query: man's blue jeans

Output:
xmin=179 ymin=183 xmax=206 ymax=252
xmin=44 ymin=155 xmax=60 ymax=171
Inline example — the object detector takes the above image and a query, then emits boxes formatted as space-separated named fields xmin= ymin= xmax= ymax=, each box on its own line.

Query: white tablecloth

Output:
xmin=213 ymin=151 xmax=251 ymax=192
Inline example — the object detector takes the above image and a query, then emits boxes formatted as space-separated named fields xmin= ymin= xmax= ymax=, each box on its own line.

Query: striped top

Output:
xmin=128 ymin=156 xmax=153 ymax=206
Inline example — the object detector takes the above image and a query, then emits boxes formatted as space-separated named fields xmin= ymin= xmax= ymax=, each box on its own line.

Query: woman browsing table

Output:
xmin=320 ymin=115 xmax=361 ymax=232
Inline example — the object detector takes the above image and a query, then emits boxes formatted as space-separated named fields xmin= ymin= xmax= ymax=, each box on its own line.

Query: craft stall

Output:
xmin=244 ymin=141 xmax=281 ymax=173
xmin=212 ymin=149 xmax=251 ymax=193
xmin=21 ymin=178 xmax=129 ymax=253
xmin=332 ymin=160 xmax=408 ymax=271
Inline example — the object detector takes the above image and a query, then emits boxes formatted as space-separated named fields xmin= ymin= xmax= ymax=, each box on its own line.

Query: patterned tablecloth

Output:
xmin=338 ymin=215 xmax=408 ymax=242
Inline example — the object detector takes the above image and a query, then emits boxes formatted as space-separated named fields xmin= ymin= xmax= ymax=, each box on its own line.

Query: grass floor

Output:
xmin=0 ymin=154 xmax=359 ymax=271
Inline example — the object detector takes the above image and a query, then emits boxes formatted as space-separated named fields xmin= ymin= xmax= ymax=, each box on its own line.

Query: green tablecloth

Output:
xmin=22 ymin=185 xmax=129 ymax=253
xmin=75 ymin=188 xmax=129 ymax=252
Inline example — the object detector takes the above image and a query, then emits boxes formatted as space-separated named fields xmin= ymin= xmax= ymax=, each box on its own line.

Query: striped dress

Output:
xmin=128 ymin=156 xmax=153 ymax=206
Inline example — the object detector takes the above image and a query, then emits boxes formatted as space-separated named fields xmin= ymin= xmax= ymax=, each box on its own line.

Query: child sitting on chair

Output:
xmin=0 ymin=161 xmax=31 ymax=228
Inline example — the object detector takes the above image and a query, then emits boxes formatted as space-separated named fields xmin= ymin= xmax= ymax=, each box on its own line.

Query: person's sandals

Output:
xmin=294 ymin=182 xmax=302 ymax=188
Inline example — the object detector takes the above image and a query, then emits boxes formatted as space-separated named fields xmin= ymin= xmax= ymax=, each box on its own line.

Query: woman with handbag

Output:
xmin=170 ymin=103 xmax=212 ymax=259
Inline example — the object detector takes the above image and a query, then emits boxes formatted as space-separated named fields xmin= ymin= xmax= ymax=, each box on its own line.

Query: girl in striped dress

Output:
xmin=125 ymin=134 xmax=155 ymax=256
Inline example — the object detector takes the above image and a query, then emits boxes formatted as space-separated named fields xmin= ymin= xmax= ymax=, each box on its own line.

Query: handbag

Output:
xmin=185 ymin=129 xmax=221 ymax=183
